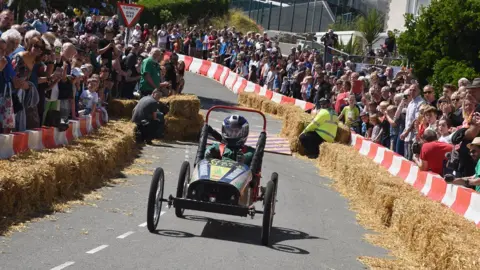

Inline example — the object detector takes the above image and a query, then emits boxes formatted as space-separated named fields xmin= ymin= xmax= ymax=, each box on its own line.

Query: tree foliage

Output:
xmin=397 ymin=0 xmax=480 ymax=86
xmin=355 ymin=9 xmax=384 ymax=48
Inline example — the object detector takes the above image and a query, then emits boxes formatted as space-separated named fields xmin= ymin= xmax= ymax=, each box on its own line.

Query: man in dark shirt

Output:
xmin=97 ymin=26 xmax=117 ymax=69
xmin=121 ymin=42 xmax=141 ymax=98
xmin=131 ymin=90 xmax=169 ymax=144
xmin=164 ymin=52 xmax=178 ymax=91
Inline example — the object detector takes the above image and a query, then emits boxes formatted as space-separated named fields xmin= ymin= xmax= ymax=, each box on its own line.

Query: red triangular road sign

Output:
xmin=117 ymin=2 xmax=144 ymax=28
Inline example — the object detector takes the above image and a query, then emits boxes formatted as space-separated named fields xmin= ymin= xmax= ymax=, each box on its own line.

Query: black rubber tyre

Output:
xmin=261 ymin=179 xmax=276 ymax=246
xmin=147 ymin=167 xmax=165 ymax=233
xmin=175 ymin=161 xmax=191 ymax=218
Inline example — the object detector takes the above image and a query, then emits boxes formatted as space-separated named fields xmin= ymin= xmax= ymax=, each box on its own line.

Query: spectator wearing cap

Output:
xmin=451 ymin=137 xmax=480 ymax=192
xmin=300 ymin=98 xmax=339 ymax=159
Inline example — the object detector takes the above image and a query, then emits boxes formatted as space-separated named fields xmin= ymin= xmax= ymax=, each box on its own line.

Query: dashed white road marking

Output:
xmin=185 ymin=145 xmax=190 ymax=161
xmin=117 ymin=231 xmax=135 ymax=239
xmin=138 ymin=211 xmax=166 ymax=227
xmin=86 ymin=245 xmax=109 ymax=254
xmin=50 ymin=261 xmax=75 ymax=270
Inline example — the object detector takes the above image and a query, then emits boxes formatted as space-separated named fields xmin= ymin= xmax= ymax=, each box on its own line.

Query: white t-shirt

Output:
xmin=80 ymin=89 xmax=99 ymax=110
xmin=48 ymin=83 xmax=59 ymax=101
xmin=439 ymin=133 xmax=453 ymax=144
xmin=157 ymin=30 xmax=168 ymax=45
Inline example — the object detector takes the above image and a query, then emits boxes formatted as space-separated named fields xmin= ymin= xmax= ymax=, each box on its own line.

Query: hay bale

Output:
xmin=335 ymin=122 xmax=351 ymax=145
xmin=164 ymin=113 xmax=204 ymax=141
xmin=0 ymin=120 xmax=137 ymax=234
xmin=261 ymin=100 xmax=281 ymax=115
xmin=160 ymin=94 xmax=200 ymax=118
xmin=108 ymin=99 xmax=138 ymax=119
xmin=238 ymin=92 xmax=250 ymax=107
xmin=317 ymin=143 xmax=480 ymax=269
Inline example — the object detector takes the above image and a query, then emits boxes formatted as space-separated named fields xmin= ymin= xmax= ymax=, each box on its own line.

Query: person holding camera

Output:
xmin=131 ymin=89 xmax=169 ymax=144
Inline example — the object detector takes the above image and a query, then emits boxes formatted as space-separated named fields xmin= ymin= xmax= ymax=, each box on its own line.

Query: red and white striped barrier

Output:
xmin=351 ymin=133 xmax=480 ymax=227
xmin=0 ymin=109 xmax=108 ymax=159
xmin=167 ymin=54 xmax=316 ymax=112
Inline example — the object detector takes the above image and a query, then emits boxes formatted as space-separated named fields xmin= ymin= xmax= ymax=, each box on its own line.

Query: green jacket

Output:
xmin=205 ymin=143 xmax=255 ymax=167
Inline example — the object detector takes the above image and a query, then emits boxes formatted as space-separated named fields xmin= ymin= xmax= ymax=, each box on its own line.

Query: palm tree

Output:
xmin=356 ymin=9 xmax=384 ymax=48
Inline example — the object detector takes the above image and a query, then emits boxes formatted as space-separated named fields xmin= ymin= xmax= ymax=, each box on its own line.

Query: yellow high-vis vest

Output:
xmin=303 ymin=108 xmax=338 ymax=143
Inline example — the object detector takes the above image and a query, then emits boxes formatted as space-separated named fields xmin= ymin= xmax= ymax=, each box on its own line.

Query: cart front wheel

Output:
xmin=175 ymin=161 xmax=190 ymax=218
xmin=147 ymin=167 xmax=165 ymax=233
xmin=261 ymin=177 xmax=276 ymax=246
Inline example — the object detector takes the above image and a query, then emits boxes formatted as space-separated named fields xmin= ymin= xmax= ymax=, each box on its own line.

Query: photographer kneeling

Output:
xmin=131 ymin=89 xmax=169 ymax=144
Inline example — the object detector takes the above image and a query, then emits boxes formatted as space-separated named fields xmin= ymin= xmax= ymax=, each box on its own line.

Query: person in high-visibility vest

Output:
xmin=300 ymin=98 xmax=339 ymax=159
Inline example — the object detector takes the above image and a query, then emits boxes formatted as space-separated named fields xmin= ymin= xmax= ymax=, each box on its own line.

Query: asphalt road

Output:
xmin=0 ymin=73 xmax=386 ymax=270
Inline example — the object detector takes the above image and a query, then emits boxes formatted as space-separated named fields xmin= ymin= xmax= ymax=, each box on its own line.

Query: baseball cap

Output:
xmin=71 ymin=67 xmax=84 ymax=77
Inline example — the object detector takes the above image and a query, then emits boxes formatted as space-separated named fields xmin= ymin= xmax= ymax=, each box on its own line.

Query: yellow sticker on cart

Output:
xmin=210 ymin=166 xmax=231 ymax=180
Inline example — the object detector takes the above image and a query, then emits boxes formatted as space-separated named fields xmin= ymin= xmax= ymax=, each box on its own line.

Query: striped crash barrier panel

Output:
xmin=163 ymin=53 xmax=316 ymax=112
xmin=351 ymin=133 xmax=480 ymax=227
xmin=0 ymin=109 xmax=108 ymax=159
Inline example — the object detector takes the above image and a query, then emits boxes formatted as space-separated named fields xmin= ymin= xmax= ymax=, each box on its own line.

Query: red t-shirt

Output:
xmin=419 ymin=141 xmax=453 ymax=175
xmin=335 ymin=92 xmax=349 ymax=114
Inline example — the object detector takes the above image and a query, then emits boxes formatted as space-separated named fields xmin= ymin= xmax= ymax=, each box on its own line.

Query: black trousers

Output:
xmin=299 ymin=131 xmax=325 ymax=158
xmin=135 ymin=120 xmax=164 ymax=143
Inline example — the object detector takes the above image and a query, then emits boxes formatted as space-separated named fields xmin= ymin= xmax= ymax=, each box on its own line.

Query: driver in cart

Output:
xmin=205 ymin=115 xmax=256 ymax=166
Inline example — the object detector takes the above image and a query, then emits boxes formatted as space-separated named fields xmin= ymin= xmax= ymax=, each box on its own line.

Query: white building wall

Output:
xmin=385 ymin=0 xmax=432 ymax=32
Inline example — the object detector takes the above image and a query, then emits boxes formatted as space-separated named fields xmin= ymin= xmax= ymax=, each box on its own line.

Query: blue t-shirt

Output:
xmin=219 ymin=42 xmax=230 ymax=55
xmin=195 ymin=39 xmax=203 ymax=49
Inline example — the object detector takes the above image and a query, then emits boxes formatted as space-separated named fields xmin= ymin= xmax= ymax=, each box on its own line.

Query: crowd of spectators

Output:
xmin=3 ymin=8 xmax=480 ymax=192
xmin=0 ymin=8 xmax=185 ymax=134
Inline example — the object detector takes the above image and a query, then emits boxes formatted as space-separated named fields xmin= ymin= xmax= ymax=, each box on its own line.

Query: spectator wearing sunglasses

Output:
xmin=423 ymin=85 xmax=437 ymax=108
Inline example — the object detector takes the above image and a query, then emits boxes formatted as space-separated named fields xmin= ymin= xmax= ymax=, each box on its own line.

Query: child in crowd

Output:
xmin=370 ymin=113 xmax=382 ymax=143
xmin=360 ymin=111 xmax=373 ymax=138
xmin=339 ymin=94 xmax=360 ymax=131
xmin=437 ymin=118 xmax=453 ymax=144
xmin=79 ymin=75 xmax=100 ymax=117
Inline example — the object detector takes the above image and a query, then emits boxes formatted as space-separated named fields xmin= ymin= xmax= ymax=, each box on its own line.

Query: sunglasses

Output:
xmin=470 ymin=149 xmax=478 ymax=155
xmin=452 ymin=98 xmax=460 ymax=101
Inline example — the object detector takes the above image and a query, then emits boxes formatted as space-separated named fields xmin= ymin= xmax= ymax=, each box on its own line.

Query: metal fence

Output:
xmin=230 ymin=0 xmax=390 ymax=33
xmin=231 ymin=0 xmax=335 ymax=33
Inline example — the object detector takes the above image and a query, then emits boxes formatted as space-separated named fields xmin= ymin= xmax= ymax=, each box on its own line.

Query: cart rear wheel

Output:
xmin=261 ymin=175 xmax=277 ymax=246
xmin=147 ymin=167 xmax=165 ymax=233
xmin=175 ymin=161 xmax=190 ymax=218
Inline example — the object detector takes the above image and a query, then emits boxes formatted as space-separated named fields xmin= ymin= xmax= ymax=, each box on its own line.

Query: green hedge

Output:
xmin=138 ymin=0 xmax=230 ymax=26
xmin=431 ymin=58 xmax=479 ymax=92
